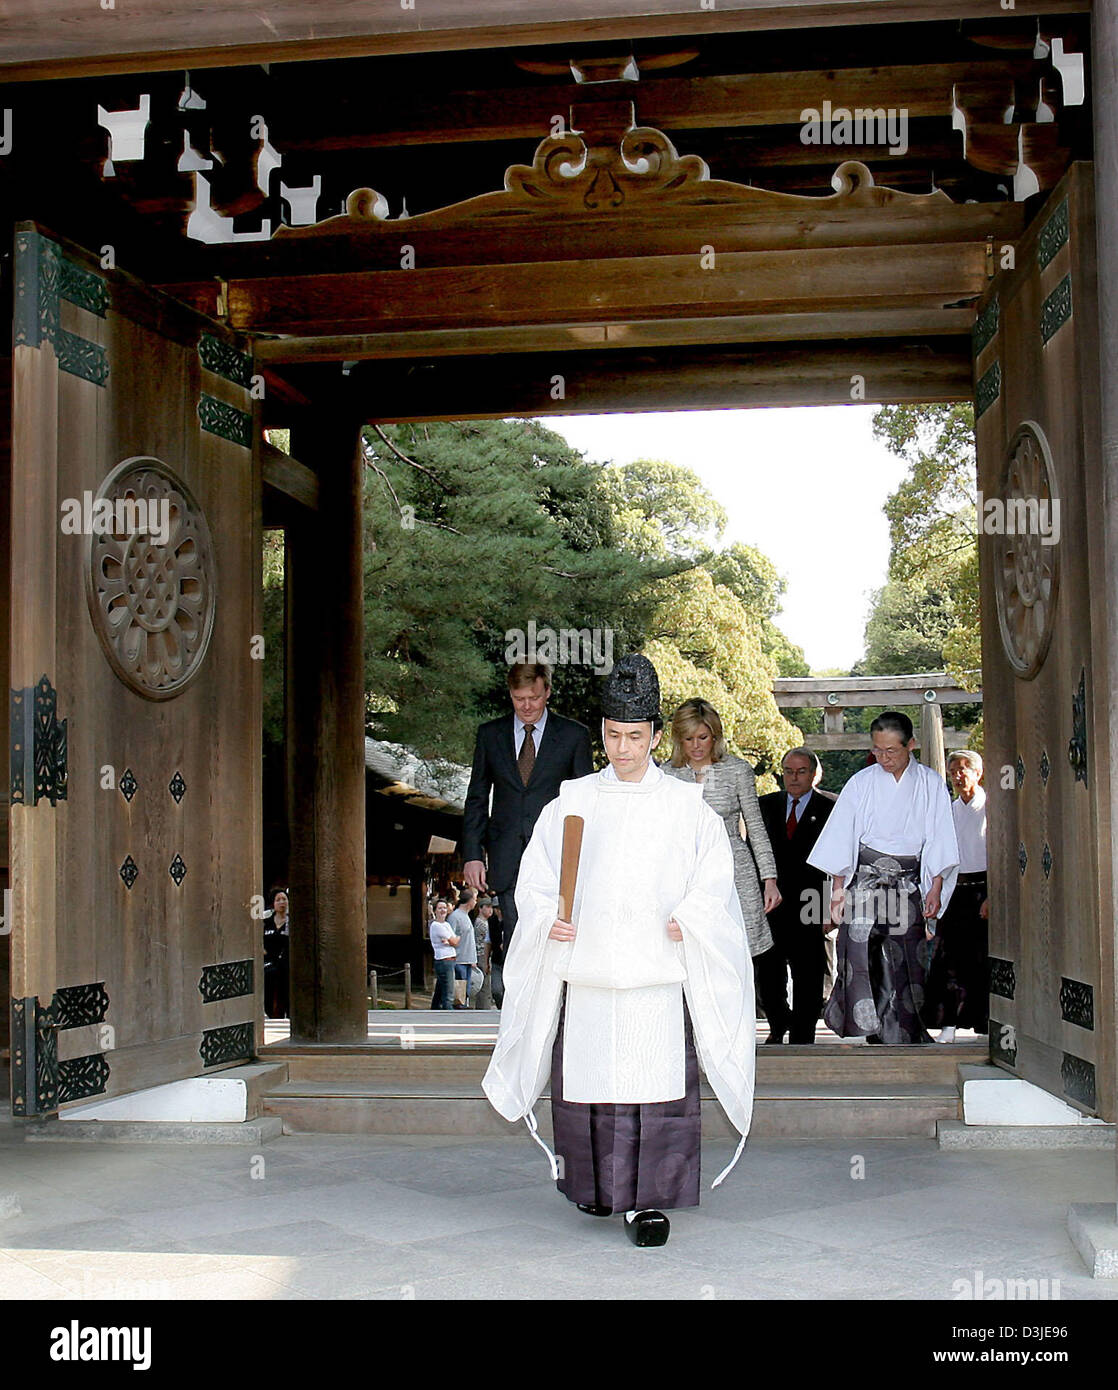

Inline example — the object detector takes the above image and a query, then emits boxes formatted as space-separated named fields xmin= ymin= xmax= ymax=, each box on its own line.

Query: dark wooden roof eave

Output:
xmin=0 ymin=0 xmax=1091 ymax=83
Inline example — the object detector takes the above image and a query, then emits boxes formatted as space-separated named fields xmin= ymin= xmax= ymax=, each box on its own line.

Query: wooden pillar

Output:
xmin=0 ymin=356 xmax=10 ymax=1057
xmin=920 ymin=701 xmax=946 ymax=782
xmin=1093 ymin=1 xmax=1118 ymax=1227
xmin=286 ymin=417 xmax=367 ymax=1042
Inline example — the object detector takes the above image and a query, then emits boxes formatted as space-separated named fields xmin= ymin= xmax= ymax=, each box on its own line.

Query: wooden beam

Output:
xmin=776 ymin=689 xmax=983 ymax=707
xmin=804 ymin=730 xmax=972 ymax=750
xmin=166 ymin=243 xmax=990 ymax=337
xmin=775 ymin=674 xmax=983 ymax=708
xmin=325 ymin=341 xmax=974 ymax=419
xmin=778 ymin=692 xmax=984 ymax=711
xmin=0 ymin=1 xmax=1088 ymax=83
xmin=194 ymin=199 xmax=1025 ymax=279
xmin=254 ymin=308 xmax=976 ymax=365
xmin=261 ymin=440 xmax=319 ymax=511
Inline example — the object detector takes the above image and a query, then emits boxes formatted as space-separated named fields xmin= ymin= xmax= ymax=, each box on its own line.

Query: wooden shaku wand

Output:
xmin=557 ymin=814 xmax=584 ymax=924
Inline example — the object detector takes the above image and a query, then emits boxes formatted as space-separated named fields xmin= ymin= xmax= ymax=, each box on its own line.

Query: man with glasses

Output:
xmin=807 ymin=712 xmax=959 ymax=1044
xmin=758 ymin=748 xmax=836 ymax=1044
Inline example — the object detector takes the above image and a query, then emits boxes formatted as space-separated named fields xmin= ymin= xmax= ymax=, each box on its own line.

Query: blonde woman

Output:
xmin=665 ymin=700 xmax=781 ymax=962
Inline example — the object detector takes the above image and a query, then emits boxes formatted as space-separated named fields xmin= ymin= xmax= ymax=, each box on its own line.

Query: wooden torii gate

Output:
xmin=773 ymin=673 xmax=983 ymax=781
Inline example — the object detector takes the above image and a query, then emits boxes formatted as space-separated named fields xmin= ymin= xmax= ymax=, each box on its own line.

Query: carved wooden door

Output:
xmin=973 ymin=164 xmax=1114 ymax=1120
xmin=9 ymin=224 xmax=262 ymax=1116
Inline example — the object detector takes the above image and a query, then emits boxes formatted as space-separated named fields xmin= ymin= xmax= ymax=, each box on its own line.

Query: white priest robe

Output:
xmin=482 ymin=761 xmax=756 ymax=1145
xmin=806 ymin=758 xmax=960 ymax=912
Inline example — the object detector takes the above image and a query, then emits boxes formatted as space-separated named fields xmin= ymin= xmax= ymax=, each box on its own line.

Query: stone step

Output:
xmin=56 ymin=1061 xmax=289 ymax=1124
xmin=265 ymin=1043 xmax=985 ymax=1088
xmin=263 ymin=1080 xmax=959 ymax=1140
xmin=937 ymin=1119 xmax=1117 ymax=1150
xmin=22 ymin=1114 xmax=284 ymax=1145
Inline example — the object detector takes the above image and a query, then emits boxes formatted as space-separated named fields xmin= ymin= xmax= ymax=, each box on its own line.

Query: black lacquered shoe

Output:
xmin=866 ymin=1033 xmax=883 ymax=1044
xmin=577 ymin=1202 xmax=612 ymax=1217
xmin=624 ymin=1210 xmax=670 ymax=1247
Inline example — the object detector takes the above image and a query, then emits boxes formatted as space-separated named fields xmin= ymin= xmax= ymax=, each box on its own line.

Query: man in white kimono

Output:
xmin=807 ymin=711 xmax=959 ymax=1045
xmin=482 ymin=655 xmax=755 ymax=1247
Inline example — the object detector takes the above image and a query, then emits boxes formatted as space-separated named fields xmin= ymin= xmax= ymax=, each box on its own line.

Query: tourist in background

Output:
xmin=473 ymin=897 xmax=496 ymax=1008
xmin=922 ymin=750 xmax=989 ymax=1042
xmin=489 ymin=902 xmax=506 ymax=1008
xmin=263 ymin=886 xmax=291 ymax=1020
xmin=450 ymin=888 xmax=479 ymax=1008
xmin=428 ymin=898 xmax=459 ymax=1010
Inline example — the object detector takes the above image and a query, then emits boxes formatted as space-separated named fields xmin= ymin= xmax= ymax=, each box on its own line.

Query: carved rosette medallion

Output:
xmin=85 ymin=457 xmax=216 ymax=700
xmin=993 ymin=422 xmax=1060 ymax=679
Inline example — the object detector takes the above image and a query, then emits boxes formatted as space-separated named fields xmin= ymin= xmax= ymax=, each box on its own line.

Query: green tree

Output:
xmin=645 ymin=569 xmax=802 ymax=781
xmin=708 ymin=541 xmax=810 ymax=676
xmin=599 ymin=462 xmax=803 ymax=782
xmin=261 ymin=529 xmax=285 ymax=744
xmin=361 ymin=420 xmax=658 ymax=762
xmin=872 ymin=403 xmax=981 ymax=688
xmin=599 ymin=459 xmax=727 ymax=562
xmin=859 ymin=579 xmax=958 ymax=676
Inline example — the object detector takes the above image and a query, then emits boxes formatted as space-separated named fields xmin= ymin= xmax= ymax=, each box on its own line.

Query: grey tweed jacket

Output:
xmin=665 ymin=754 xmax=778 ymax=957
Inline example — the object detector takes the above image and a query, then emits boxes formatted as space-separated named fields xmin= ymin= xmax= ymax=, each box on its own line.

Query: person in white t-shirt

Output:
xmin=922 ymin=750 xmax=989 ymax=1042
xmin=428 ymin=900 xmax=459 ymax=1010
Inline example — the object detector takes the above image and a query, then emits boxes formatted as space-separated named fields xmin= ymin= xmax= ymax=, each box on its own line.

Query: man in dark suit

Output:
xmin=462 ymin=662 xmax=594 ymax=1003
xmin=757 ymin=747 xmax=837 ymax=1044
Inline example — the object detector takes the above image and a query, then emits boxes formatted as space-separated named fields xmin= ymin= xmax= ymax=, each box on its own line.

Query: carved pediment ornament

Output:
xmin=276 ymin=125 xmax=952 ymax=239
xmin=505 ymin=125 xmax=709 ymax=212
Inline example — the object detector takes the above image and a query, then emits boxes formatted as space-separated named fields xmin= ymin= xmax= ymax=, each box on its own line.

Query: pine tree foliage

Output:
xmin=262 ymin=422 xmax=807 ymax=774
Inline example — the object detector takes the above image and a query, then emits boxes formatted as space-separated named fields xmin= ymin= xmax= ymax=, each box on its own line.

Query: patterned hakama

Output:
xmin=551 ymin=989 xmax=701 ymax=1213
xmin=824 ymin=845 xmax=933 ymax=1044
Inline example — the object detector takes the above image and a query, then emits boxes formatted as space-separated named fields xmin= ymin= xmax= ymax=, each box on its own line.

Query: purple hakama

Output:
xmin=550 ymin=989 xmax=701 ymax=1213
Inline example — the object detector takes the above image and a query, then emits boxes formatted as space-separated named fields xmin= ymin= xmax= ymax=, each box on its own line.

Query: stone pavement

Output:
xmin=1 ymin=1103 xmax=1116 ymax=1300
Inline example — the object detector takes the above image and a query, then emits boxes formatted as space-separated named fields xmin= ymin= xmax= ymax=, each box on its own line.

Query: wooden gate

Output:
xmin=973 ymin=163 xmax=1115 ymax=1121
xmin=8 ymin=224 xmax=262 ymax=1116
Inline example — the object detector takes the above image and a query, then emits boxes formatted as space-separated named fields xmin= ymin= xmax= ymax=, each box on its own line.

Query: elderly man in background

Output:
xmin=922 ymin=750 xmax=989 ymax=1043
xmin=757 ymin=747 xmax=837 ymax=1044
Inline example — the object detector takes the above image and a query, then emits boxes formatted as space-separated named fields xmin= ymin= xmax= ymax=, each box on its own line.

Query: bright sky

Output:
xmin=545 ymin=405 xmax=910 ymax=672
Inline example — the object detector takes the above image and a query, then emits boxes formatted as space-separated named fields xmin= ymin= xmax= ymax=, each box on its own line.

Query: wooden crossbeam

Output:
xmin=777 ymin=690 xmax=983 ymax=708
xmin=804 ymin=731 xmax=973 ymax=750
xmin=318 ymin=341 xmax=974 ymax=420
xmin=192 ymin=198 xmax=1024 ymax=280
xmin=253 ymin=308 xmax=976 ymax=365
xmin=0 ymin=1 xmax=1088 ymax=83
xmin=775 ymin=674 xmax=983 ymax=706
xmin=262 ymin=440 xmax=319 ymax=511
xmin=165 ymin=242 xmax=989 ymax=337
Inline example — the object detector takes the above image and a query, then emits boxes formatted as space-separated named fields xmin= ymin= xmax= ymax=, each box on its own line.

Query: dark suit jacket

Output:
xmin=462 ymin=710 xmax=594 ymax=893
xmin=759 ymin=787 xmax=837 ymax=926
